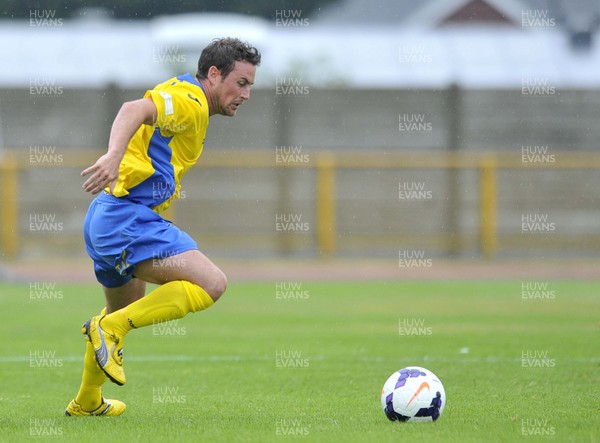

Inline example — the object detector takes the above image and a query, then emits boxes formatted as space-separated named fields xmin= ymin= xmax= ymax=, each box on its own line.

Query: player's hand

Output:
xmin=81 ymin=152 xmax=121 ymax=195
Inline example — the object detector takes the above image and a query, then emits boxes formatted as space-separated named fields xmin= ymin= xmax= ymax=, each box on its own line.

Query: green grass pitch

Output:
xmin=0 ymin=280 xmax=598 ymax=442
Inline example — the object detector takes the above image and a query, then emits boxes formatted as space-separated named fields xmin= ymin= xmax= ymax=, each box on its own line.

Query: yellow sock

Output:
xmin=102 ymin=281 xmax=214 ymax=336
xmin=75 ymin=308 xmax=107 ymax=410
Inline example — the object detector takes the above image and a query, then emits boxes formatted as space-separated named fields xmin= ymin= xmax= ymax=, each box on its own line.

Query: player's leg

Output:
xmin=135 ymin=249 xmax=226 ymax=299
xmin=82 ymin=277 xmax=149 ymax=386
xmin=101 ymin=249 xmax=225 ymax=337
xmin=104 ymin=277 xmax=147 ymax=313
xmin=67 ymin=277 xmax=145 ymax=415
xmin=86 ymin=250 xmax=225 ymax=386
xmin=81 ymin=278 xmax=146 ymax=398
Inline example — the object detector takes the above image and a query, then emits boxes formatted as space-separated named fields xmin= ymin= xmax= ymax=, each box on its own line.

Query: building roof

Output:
xmin=2 ymin=12 xmax=600 ymax=89
xmin=314 ymin=0 xmax=599 ymax=30
xmin=406 ymin=0 xmax=527 ymax=27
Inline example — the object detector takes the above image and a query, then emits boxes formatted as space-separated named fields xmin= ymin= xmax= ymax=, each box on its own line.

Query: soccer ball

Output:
xmin=381 ymin=366 xmax=445 ymax=422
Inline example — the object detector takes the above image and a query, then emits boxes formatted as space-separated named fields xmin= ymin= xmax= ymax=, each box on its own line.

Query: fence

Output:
xmin=1 ymin=149 xmax=599 ymax=260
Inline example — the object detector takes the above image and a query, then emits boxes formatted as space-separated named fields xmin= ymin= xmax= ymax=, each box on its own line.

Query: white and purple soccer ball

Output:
xmin=381 ymin=366 xmax=446 ymax=422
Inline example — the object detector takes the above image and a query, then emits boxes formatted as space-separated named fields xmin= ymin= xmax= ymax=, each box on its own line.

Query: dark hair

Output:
xmin=196 ymin=38 xmax=261 ymax=80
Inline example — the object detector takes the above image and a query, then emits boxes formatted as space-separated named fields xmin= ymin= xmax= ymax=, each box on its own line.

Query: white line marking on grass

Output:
xmin=0 ymin=355 xmax=598 ymax=364
xmin=361 ymin=356 xmax=600 ymax=363
xmin=0 ymin=355 xmax=271 ymax=363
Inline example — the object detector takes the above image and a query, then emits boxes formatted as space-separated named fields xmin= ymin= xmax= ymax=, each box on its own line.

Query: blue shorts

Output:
xmin=83 ymin=192 xmax=198 ymax=288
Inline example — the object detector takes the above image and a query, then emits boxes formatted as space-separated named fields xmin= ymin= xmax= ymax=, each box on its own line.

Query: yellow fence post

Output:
xmin=480 ymin=156 xmax=497 ymax=259
xmin=0 ymin=153 xmax=19 ymax=259
xmin=316 ymin=154 xmax=336 ymax=257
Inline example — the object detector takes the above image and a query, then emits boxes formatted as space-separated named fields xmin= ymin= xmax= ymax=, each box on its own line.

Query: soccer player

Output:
xmin=65 ymin=38 xmax=261 ymax=416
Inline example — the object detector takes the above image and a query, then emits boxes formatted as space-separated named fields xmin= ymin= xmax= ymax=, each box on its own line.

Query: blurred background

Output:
xmin=1 ymin=0 xmax=600 ymax=269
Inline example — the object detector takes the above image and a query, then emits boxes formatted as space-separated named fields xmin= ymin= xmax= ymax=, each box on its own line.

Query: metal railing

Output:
xmin=1 ymin=149 xmax=600 ymax=260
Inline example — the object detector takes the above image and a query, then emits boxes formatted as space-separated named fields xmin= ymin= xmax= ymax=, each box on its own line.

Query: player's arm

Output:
xmin=81 ymin=97 xmax=157 ymax=195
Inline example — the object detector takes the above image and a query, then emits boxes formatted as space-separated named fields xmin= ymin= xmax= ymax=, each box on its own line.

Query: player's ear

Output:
xmin=207 ymin=66 xmax=221 ymax=84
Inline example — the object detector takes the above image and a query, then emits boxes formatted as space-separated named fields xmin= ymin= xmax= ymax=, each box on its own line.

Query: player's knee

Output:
xmin=204 ymin=269 xmax=227 ymax=302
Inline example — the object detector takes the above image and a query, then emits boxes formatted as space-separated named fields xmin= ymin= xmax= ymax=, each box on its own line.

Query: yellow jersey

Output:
xmin=108 ymin=73 xmax=209 ymax=214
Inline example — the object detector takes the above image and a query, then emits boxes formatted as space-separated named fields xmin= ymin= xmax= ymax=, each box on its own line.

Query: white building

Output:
xmin=1 ymin=0 xmax=600 ymax=89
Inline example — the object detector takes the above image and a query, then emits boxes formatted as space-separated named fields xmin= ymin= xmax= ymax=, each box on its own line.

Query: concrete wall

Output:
xmin=2 ymin=87 xmax=599 ymax=151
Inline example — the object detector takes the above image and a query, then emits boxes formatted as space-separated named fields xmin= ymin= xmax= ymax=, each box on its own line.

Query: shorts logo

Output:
xmin=115 ymin=251 xmax=130 ymax=274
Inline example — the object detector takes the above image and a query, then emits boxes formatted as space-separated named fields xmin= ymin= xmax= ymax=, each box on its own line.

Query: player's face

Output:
xmin=213 ymin=61 xmax=256 ymax=116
